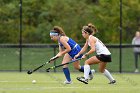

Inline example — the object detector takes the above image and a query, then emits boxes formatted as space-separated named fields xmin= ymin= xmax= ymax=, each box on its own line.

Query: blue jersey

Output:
xmin=58 ymin=38 xmax=82 ymax=59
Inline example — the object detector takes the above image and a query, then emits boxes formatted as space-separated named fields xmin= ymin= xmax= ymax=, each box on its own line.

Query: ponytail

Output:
xmin=53 ymin=26 xmax=66 ymax=36
xmin=87 ymin=23 xmax=98 ymax=34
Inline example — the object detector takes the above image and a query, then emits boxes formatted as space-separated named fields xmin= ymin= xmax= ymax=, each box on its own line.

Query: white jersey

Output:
xmin=88 ymin=35 xmax=111 ymax=55
xmin=132 ymin=37 xmax=140 ymax=52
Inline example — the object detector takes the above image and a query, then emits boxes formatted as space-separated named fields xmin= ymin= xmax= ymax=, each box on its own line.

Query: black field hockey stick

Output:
xmin=27 ymin=56 xmax=59 ymax=74
xmin=46 ymin=58 xmax=82 ymax=72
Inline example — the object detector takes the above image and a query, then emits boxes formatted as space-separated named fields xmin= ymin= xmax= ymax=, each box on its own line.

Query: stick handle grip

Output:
xmin=49 ymin=56 xmax=59 ymax=62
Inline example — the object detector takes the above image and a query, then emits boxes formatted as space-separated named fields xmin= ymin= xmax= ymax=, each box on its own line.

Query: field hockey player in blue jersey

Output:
xmin=49 ymin=26 xmax=95 ymax=84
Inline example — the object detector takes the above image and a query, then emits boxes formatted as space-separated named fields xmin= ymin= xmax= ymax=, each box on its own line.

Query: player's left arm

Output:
xmin=57 ymin=37 xmax=71 ymax=57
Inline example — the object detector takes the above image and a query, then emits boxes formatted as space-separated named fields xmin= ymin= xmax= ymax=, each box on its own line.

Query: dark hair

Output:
xmin=82 ymin=23 xmax=98 ymax=35
xmin=83 ymin=26 xmax=93 ymax=35
xmin=52 ymin=26 xmax=66 ymax=36
xmin=87 ymin=23 xmax=98 ymax=33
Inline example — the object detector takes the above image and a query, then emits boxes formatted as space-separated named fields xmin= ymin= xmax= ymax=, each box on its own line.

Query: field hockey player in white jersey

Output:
xmin=74 ymin=23 xmax=116 ymax=84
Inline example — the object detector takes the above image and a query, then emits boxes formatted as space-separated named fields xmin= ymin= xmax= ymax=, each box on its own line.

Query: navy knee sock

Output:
xmin=63 ymin=68 xmax=71 ymax=82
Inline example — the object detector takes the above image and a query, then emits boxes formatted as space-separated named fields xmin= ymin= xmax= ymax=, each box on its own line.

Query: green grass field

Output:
xmin=0 ymin=47 xmax=140 ymax=93
xmin=0 ymin=72 xmax=140 ymax=93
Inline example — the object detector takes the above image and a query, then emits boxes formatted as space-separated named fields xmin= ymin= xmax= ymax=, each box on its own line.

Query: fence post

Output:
xmin=119 ymin=0 xmax=122 ymax=73
xmin=19 ymin=0 xmax=22 ymax=72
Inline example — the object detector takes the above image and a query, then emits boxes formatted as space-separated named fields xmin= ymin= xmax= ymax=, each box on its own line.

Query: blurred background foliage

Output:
xmin=0 ymin=0 xmax=139 ymax=44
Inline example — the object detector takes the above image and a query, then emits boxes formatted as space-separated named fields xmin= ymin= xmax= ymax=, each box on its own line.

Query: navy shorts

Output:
xmin=96 ymin=54 xmax=112 ymax=62
xmin=68 ymin=45 xmax=83 ymax=59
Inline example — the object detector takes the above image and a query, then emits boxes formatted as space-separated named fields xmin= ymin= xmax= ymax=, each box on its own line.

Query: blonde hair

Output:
xmin=52 ymin=26 xmax=66 ymax=36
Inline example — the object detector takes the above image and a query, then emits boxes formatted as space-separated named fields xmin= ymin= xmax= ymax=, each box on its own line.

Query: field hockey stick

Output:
xmin=27 ymin=56 xmax=59 ymax=74
xmin=46 ymin=58 xmax=82 ymax=72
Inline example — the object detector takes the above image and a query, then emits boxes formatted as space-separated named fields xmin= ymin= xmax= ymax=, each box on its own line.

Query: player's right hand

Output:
xmin=81 ymin=55 xmax=86 ymax=59
xmin=49 ymin=56 xmax=58 ymax=63
xmin=74 ymin=54 xmax=80 ymax=59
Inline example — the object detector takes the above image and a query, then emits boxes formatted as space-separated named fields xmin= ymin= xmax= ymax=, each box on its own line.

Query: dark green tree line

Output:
xmin=0 ymin=0 xmax=139 ymax=44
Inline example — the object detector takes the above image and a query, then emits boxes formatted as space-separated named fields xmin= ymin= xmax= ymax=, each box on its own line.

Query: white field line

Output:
xmin=0 ymin=86 xmax=139 ymax=90
xmin=0 ymin=80 xmax=58 ymax=83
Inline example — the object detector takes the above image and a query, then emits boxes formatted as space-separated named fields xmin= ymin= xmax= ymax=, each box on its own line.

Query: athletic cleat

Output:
xmin=108 ymin=80 xmax=116 ymax=84
xmin=77 ymin=77 xmax=83 ymax=82
xmin=89 ymin=69 xmax=95 ymax=80
xmin=64 ymin=80 xmax=72 ymax=84
xmin=77 ymin=77 xmax=88 ymax=84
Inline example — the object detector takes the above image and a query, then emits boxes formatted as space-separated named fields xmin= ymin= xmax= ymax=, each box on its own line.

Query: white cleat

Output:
xmin=89 ymin=69 xmax=95 ymax=80
xmin=77 ymin=77 xmax=88 ymax=84
xmin=63 ymin=80 xmax=72 ymax=84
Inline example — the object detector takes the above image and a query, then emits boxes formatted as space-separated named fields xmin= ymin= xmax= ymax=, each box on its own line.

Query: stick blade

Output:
xmin=46 ymin=68 xmax=50 ymax=72
xmin=27 ymin=70 xmax=32 ymax=74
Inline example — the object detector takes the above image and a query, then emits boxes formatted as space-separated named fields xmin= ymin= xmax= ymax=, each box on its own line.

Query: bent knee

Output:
xmin=74 ymin=67 xmax=80 ymax=70
xmin=73 ymin=65 xmax=80 ymax=70
xmin=99 ymin=69 xmax=105 ymax=73
xmin=84 ymin=60 xmax=89 ymax=65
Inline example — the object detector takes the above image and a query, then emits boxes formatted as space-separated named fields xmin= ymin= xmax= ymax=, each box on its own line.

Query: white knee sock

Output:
xmin=103 ymin=69 xmax=115 ymax=82
xmin=84 ymin=65 xmax=90 ymax=79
